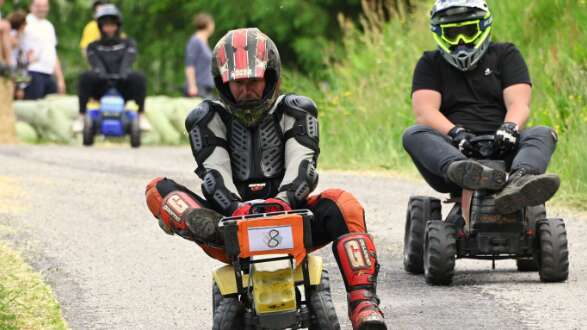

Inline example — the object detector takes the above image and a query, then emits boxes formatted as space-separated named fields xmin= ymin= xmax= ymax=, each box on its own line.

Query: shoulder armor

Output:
xmin=283 ymin=94 xmax=318 ymax=117
xmin=185 ymin=100 xmax=216 ymax=131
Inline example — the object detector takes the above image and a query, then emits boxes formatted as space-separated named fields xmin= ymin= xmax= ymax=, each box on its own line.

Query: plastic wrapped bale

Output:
xmin=144 ymin=105 xmax=181 ymax=144
xmin=14 ymin=100 xmax=73 ymax=143
xmin=170 ymin=97 xmax=201 ymax=136
xmin=15 ymin=121 xmax=39 ymax=143
xmin=44 ymin=94 xmax=79 ymax=119
xmin=141 ymin=128 xmax=161 ymax=145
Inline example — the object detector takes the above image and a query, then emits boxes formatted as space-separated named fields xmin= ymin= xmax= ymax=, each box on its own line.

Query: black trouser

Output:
xmin=78 ymin=71 xmax=147 ymax=114
xmin=402 ymin=124 xmax=558 ymax=195
xmin=24 ymin=71 xmax=57 ymax=100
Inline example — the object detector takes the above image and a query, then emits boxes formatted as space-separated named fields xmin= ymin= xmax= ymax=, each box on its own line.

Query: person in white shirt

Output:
xmin=21 ymin=0 xmax=65 ymax=99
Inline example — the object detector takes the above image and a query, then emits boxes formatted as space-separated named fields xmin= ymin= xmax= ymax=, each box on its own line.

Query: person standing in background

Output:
xmin=80 ymin=0 xmax=106 ymax=57
xmin=184 ymin=12 xmax=214 ymax=98
xmin=7 ymin=10 xmax=31 ymax=100
xmin=0 ymin=0 xmax=13 ymax=68
xmin=22 ymin=0 xmax=66 ymax=100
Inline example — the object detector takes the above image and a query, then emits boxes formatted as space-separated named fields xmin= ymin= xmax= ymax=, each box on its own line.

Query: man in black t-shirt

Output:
xmin=402 ymin=0 xmax=559 ymax=214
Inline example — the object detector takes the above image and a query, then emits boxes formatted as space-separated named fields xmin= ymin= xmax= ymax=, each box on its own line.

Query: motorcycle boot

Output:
xmin=446 ymin=159 xmax=507 ymax=191
xmin=494 ymin=168 xmax=560 ymax=214
xmin=146 ymin=177 xmax=223 ymax=244
xmin=333 ymin=233 xmax=387 ymax=330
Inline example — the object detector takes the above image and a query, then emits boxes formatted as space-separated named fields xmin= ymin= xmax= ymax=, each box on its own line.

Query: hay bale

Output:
xmin=0 ymin=78 xmax=17 ymax=143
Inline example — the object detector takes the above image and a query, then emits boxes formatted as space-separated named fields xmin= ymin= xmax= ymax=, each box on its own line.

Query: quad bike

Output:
xmin=403 ymin=135 xmax=569 ymax=285
xmin=212 ymin=203 xmax=340 ymax=330
xmin=83 ymin=74 xmax=140 ymax=148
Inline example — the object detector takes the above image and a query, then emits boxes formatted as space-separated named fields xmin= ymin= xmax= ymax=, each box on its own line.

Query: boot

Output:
xmin=494 ymin=168 xmax=560 ymax=214
xmin=333 ymin=233 xmax=387 ymax=330
xmin=146 ymin=178 xmax=223 ymax=243
xmin=446 ymin=159 xmax=507 ymax=191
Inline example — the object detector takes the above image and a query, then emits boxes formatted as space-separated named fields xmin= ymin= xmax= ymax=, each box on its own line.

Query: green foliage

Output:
xmin=3 ymin=0 xmax=364 ymax=94
xmin=298 ymin=0 xmax=587 ymax=206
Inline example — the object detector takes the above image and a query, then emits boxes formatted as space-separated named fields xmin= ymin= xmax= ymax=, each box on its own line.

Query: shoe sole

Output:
xmin=184 ymin=208 xmax=222 ymax=242
xmin=358 ymin=320 xmax=387 ymax=330
xmin=495 ymin=175 xmax=560 ymax=214
xmin=448 ymin=160 xmax=507 ymax=191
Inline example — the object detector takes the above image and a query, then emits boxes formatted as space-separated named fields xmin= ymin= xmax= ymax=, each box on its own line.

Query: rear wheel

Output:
xmin=423 ymin=221 xmax=456 ymax=285
xmin=309 ymin=269 xmax=340 ymax=330
xmin=130 ymin=118 xmax=141 ymax=148
xmin=403 ymin=196 xmax=442 ymax=274
xmin=82 ymin=115 xmax=94 ymax=146
xmin=537 ymin=218 xmax=569 ymax=282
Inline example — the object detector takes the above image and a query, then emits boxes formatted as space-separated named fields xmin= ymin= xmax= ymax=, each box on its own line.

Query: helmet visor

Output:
xmin=441 ymin=20 xmax=481 ymax=46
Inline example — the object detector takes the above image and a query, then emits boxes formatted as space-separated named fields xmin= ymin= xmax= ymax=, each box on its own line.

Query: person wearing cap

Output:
xmin=145 ymin=28 xmax=387 ymax=330
xmin=402 ymin=0 xmax=560 ymax=215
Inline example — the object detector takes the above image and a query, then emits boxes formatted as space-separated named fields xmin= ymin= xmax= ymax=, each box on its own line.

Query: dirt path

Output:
xmin=0 ymin=145 xmax=585 ymax=329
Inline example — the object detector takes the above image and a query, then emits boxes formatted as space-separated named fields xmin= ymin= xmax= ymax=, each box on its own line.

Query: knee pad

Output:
xmin=319 ymin=189 xmax=366 ymax=233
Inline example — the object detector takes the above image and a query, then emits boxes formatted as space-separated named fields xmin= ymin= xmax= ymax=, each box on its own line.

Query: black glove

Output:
xmin=448 ymin=126 xmax=475 ymax=157
xmin=495 ymin=122 xmax=520 ymax=154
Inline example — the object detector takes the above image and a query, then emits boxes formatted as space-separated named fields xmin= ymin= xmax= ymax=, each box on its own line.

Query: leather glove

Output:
xmin=495 ymin=122 xmax=520 ymax=154
xmin=448 ymin=126 xmax=476 ymax=157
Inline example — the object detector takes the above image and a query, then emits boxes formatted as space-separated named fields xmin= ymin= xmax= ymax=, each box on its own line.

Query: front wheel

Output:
xmin=537 ymin=218 xmax=569 ymax=282
xmin=212 ymin=296 xmax=245 ymax=330
xmin=82 ymin=115 xmax=95 ymax=146
xmin=130 ymin=118 xmax=141 ymax=148
xmin=423 ymin=221 xmax=456 ymax=285
xmin=309 ymin=269 xmax=340 ymax=330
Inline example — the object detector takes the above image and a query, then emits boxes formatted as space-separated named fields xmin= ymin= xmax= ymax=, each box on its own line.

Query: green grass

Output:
xmin=291 ymin=0 xmax=587 ymax=208
xmin=0 ymin=241 xmax=68 ymax=330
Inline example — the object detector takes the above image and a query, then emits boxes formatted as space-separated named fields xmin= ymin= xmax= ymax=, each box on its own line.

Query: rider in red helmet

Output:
xmin=145 ymin=28 xmax=386 ymax=330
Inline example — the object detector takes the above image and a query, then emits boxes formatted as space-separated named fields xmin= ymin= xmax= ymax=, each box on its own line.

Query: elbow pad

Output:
xmin=278 ymin=159 xmax=319 ymax=208
xmin=201 ymin=169 xmax=240 ymax=215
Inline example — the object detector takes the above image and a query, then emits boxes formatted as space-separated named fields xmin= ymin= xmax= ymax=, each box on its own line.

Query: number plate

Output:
xmin=248 ymin=225 xmax=294 ymax=252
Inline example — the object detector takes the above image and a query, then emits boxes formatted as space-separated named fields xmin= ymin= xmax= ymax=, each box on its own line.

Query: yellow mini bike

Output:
xmin=212 ymin=205 xmax=340 ymax=330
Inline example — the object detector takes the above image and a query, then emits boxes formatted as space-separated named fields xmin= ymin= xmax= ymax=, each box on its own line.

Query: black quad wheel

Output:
xmin=537 ymin=218 xmax=569 ymax=282
xmin=403 ymin=196 xmax=442 ymax=274
xmin=130 ymin=118 xmax=141 ymax=148
xmin=423 ymin=221 xmax=457 ymax=285
xmin=82 ymin=115 xmax=95 ymax=146
xmin=309 ymin=269 xmax=340 ymax=330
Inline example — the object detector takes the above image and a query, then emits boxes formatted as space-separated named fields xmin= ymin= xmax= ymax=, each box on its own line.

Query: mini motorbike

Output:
xmin=212 ymin=204 xmax=340 ymax=330
xmin=403 ymin=135 xmax=569 ymax=285
xmin=83 ymin=75 xmax=140 ymax=148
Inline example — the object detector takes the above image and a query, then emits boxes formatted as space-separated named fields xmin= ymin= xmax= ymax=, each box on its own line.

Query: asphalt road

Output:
xmin=0 ymin=145 xmax=585 ymax=330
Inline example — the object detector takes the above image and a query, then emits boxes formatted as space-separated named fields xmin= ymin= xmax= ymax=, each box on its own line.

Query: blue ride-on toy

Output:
xmin=82 ymin=81 xmax=141 ymax=148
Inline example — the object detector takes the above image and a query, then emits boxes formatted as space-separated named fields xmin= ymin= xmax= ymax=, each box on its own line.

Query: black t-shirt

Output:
xmin=411 ymin=42 xmax=531 ymax=133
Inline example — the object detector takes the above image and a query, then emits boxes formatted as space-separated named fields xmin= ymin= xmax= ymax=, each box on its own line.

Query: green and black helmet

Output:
xmin=430 ymin=0 xmax=493 ymax=71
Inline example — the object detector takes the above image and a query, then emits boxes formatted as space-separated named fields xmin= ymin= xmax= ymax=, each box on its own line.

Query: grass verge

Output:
xmin=0 ymin=241 xmax=67 ymax=330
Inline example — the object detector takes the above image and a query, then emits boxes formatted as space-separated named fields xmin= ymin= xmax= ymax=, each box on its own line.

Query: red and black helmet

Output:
xmin=212 ymin=28 xmax=281 ymax=127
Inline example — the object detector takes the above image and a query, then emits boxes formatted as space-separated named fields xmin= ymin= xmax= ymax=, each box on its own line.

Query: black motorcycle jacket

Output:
xmin=185 ymin=94 xmax=320 ymax=215
xmin=86 ymin=37 xmax=137 ymax=76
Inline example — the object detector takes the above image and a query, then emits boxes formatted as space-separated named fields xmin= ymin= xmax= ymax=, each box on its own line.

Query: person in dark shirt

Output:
xmin=75 ymin=4 xmax=148 ymax=132
xmin=402 ymin=0 xmax=559 ymax=214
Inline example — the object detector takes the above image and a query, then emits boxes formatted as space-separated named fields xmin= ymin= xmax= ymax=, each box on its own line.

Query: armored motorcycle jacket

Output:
xmin=185 ymin=94 xmax=320 ymax=215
